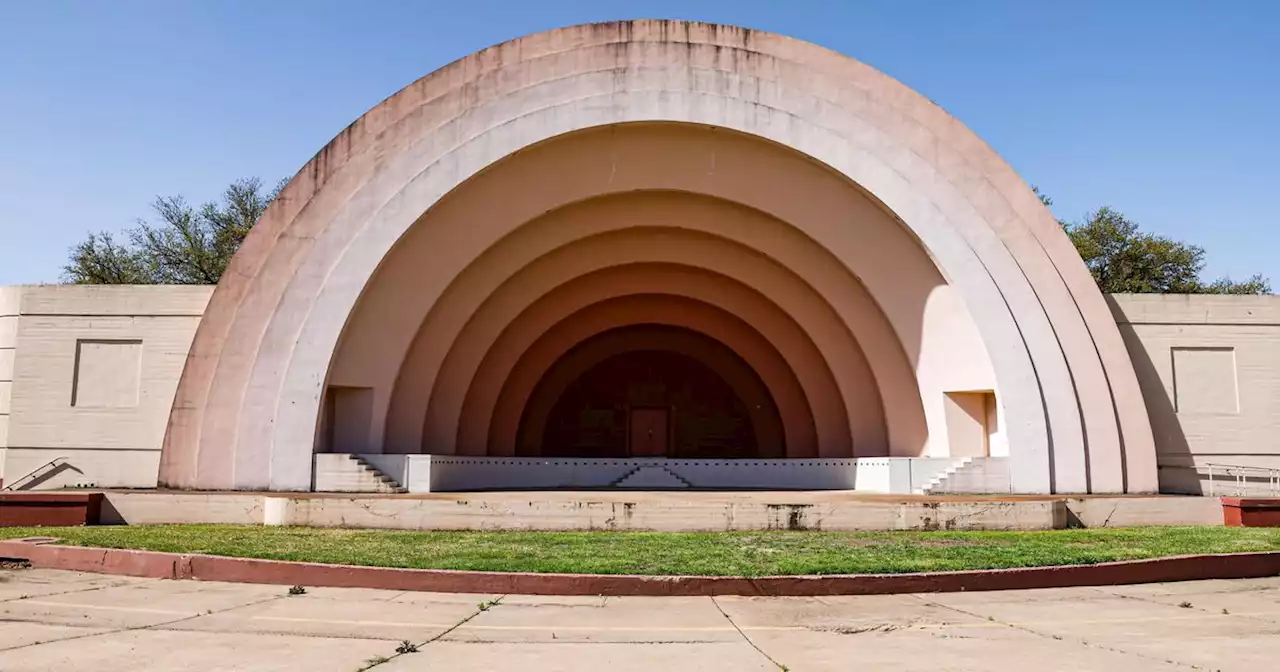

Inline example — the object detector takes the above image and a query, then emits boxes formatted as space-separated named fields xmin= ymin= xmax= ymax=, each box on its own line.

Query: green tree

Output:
xmin=63 ymin=177 xmax=282 ymax=285
xmin=1034 ymin=189 xmax=1269 ymax=295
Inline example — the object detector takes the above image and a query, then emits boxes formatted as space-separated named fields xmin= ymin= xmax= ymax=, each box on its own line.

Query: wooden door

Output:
xmin=628 ymin=407 xmax=670 ymax=457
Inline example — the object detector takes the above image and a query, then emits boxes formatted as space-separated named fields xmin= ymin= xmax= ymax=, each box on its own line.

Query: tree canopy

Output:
xmin=1036 ymin=188 xmax=1270 ymax=295
xmin=64 ymin=178 xmax=1270 ymax=295
xmin=63 ymin=178 xmax=282 ymax=285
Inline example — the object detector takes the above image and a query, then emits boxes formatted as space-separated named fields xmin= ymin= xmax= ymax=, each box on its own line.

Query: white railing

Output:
xmin=1 ymin=456 xmax=68 ymax=491
xmin=1204 ymin=463 xmax=1280 ymax=497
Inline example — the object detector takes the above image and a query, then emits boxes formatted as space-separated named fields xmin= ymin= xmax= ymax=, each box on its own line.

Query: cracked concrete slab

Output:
xmin=924 ymin=583 xmax=1280 ymax=672
xmin=745 ymin=628 xmax=1185 ymax=671
xmin=447 ymin=595 xmax=740 ymax=643
xmin=5 ymin=569 xmax=1280 ymax=671
xmin=387 ymin=590 xmax=502 ymax=606
xmin=0 ymin=621 xmax=112 ymax=649
xmin=169 ymin=590 xmax=495 ymax=641
xmin=0 ymin=569 xmax=147 ymax=601
xmin=713 ymin=593 xmax=983 ymax=632
xmin=1 ymin=577 xmax=283 ymax=628
xmin=1100 ymin=576 xmax=1280 ymax=597
xmin=0 ymin=628 xmax=393 ymax=672
xmin=1093 ymin=586 xmax=1280 ymax=624
xmin=376 ymin=641 xmax=776 ymax=671
xmin=909 ymin=584 xmax=1125 ymax=605
xmin=925 ymin=587 xmax=1269 ymax=632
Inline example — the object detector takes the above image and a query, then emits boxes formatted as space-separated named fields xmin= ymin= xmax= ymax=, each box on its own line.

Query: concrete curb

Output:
xmin=2 ymin=538 xmax=1278 ymax=596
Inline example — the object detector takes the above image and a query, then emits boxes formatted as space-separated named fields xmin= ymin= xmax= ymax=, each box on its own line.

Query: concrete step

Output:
xmin=924 ymin=457 xmax=1011 ymax=494
xmin=314 ymin=454 xmax=407 ymax=493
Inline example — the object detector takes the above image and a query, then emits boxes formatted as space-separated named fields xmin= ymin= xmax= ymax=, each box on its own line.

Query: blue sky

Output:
xmin=1 ymin=1 xmax=1276 ymax=286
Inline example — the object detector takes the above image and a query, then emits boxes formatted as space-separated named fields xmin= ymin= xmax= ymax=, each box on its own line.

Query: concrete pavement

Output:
xmin=2 ymin=567 xmax=1279 ymax=671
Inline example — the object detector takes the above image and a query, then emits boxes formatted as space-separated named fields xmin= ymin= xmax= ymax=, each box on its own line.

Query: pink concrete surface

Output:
xmin=2 ymin=537 xmax=1277 ymax=597
xmin=438 ymin=266 xmax=852 ymax=458
xmin=376 ymin=142 xmax=926 ymax=461
xmin=421 ymin=242 xmax=877 ymax=459
xmin=160 ymin=20 xmax=1157 ymax=495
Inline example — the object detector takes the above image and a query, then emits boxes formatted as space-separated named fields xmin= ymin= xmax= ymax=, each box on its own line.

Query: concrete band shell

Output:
xmin=160 ymin=20 xmax=1158 ymax=494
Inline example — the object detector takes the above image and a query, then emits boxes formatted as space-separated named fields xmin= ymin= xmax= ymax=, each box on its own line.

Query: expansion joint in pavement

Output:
xmin=355 ymin=594 xmax=508 ymax=671
xmin=1090 ymin=585 xmax=1280 ymax=628
xmin=0 ymin=590 xmax=290 ymax=654
xmin=710 ymin=595 xmax=790 ymax=671
xmin=0 ymin=578 xmax=139 ymax=605
xmin=910 ymin=594 xmax=1204 ymax=671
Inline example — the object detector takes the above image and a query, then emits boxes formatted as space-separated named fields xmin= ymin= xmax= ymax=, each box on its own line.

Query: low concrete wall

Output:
xmin=269 ymin=494 xmax=1064 ymax=531
xmin=100 ymin=491 xmax=265 ymax=525
xmin=1063 ymin=496 xmax=1224 ymax=527
xmin=91 ymin=490 xmax=1224 ymax=531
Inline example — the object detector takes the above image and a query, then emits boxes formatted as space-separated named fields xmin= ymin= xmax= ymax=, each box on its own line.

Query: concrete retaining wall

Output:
xmin=100 ymin=491 xmax=265 ymax=525
xmin=94 ymin=491 xmax=1224 ymax=531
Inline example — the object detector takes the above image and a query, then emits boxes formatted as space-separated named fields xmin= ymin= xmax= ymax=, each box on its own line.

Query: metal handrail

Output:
xmin=1203 ymin=463 xmax=1280 ymax=497
xmin=1 ymin=456 xmax=68 ymax=491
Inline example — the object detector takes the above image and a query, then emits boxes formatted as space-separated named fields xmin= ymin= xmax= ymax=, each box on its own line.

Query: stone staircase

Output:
xmin=313 ymin=454 xmax=407 ymax=493
xmin=611 ymin=464 xmax=693 ymax=489
xmin=918 ymin=457 xmax=1011 ymax=494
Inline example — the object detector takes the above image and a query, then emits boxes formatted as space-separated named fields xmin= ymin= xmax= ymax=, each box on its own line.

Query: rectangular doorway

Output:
xmin=319 ymin=386 xmax=374 ymax=453
xmin=943 ymin=391 xmax=997 ymax=457
xmin=628 ymin=406 xmax=670 ymax=457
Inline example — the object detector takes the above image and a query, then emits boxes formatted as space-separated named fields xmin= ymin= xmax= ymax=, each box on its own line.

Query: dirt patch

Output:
xmin=839 ymin=538 xmax=888 ymax=548
xmin=0 ymin=559 xmax=32 ymax=573
xmin=907 ymin=538 xmax=980 ymax=548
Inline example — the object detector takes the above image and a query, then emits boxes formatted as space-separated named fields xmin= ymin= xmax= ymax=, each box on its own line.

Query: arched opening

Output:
xmin=518 ymin=325 xmax=785 ymax=459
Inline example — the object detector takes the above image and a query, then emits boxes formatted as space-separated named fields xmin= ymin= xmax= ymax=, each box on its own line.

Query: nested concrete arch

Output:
xmin=516 ymin=324 xmax=787 ymax=458
xmin=162 ymin=20 xmax=1156 ymax=493
xmin=412 ymin=259 xmax=863 ymax=459
xmin=339 ymin=134 xmax=945 ymax=466
xmin=420 ymin=231 xmax=890 ymax=459
xmin=482 ymin=294 xmax=819 ymax=459
xmin=382 ymin=191 xmax=924 ymax=461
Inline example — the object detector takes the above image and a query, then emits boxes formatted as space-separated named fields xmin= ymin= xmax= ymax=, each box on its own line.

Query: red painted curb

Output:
xmin=2 ymin=538 xmax=1278 ymax=596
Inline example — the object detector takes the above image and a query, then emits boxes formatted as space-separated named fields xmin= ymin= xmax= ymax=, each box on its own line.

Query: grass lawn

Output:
xmin=2 ymin=525 xmax=1278 ymax=576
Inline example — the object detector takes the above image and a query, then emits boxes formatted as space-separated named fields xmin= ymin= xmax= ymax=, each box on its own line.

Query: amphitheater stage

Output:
xmin=88 ymin=489 xmax=1226 ymax=532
